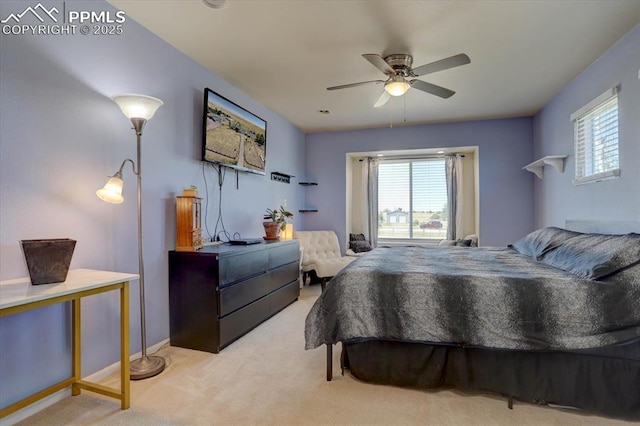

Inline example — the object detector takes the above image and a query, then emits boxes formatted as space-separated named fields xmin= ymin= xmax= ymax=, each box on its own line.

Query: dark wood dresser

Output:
xmin=168 ymin=239 xmax=300 ymax=353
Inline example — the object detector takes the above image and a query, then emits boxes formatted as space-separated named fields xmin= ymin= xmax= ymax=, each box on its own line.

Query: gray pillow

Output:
xmin=509 ymin=227 xmax=580 ymax=260
xmin=349 ymin=240 xmax=372 ymax=253
xmin=541 ymin=233 xmax=640 ymax=279
xmin=454 ymin=239 xmax=473 ymax=247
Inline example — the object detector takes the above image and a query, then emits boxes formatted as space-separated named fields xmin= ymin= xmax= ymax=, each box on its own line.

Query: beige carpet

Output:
xmin=17 ymin=285 xmax=636 ymax=425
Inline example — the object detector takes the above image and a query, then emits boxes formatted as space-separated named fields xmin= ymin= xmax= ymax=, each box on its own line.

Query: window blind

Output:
xmin=378 ymin=159 xmax=447 ymax=241
xmin=572 ymin=88 xmax=620 ymax=185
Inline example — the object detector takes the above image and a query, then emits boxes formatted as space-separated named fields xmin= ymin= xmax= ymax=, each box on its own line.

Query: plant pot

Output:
xmin=20 ymin=239 xmax=76 ymax=285
xmin=263 ymin=222 xmax=281 ymax=240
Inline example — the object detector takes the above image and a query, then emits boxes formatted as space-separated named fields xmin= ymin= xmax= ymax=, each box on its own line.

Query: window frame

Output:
xmin=570 ymin=87 xmax=620 ymax=186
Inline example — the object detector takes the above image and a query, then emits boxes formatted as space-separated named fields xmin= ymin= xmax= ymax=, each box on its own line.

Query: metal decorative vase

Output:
xmin=20 ymin=239 xmax=76 ymax=285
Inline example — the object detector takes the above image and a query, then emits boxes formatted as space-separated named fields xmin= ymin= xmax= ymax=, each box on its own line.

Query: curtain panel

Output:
xmin=445 ymin=154 xmax=464 ymax=240
xmin=361 ymin=158 xmax=379 ymax=247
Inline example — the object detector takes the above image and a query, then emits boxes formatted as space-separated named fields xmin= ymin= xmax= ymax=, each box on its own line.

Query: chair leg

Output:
xmin=326 ymin=343 xmax=332 ymax=381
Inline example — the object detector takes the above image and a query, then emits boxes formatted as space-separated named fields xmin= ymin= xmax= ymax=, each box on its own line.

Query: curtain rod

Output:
xmin=359 ymin=153 xmax=465 ymax=162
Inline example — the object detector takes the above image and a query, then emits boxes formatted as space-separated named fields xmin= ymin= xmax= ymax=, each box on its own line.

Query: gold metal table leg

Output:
xmin=121 ymin=282 xmax=130 ymax=409
xmin=72 ymin=298 xmax=81 ymax=396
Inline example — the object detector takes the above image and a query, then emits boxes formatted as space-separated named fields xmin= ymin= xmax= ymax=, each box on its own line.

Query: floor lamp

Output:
xmin=96 ymin=94 xmax=166 ymax=380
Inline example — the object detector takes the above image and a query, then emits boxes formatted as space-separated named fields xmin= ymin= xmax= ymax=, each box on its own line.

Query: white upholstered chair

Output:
xmin=294 ymin=230 xmax=355 ymax=291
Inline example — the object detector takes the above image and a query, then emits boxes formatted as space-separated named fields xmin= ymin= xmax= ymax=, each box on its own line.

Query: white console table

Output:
xmin=0 ymin=269 xmax=138 ymax=418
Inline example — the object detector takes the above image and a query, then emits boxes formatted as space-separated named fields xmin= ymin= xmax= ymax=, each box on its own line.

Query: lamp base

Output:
xmin=130 ymin=355 xmax=166 ymax=380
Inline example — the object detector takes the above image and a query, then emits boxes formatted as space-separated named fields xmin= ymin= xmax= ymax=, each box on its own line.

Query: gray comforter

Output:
xmin=305 ymin=246 xmax=640 ymax=351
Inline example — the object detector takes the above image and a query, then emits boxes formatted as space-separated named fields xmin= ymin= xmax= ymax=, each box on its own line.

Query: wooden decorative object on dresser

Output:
xmin=169 ymin=239 xmax=300 ymax=353
xmin=175 ymin=189 xmax=203 ymax=252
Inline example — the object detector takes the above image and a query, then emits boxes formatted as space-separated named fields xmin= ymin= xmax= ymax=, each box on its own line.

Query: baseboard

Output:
xmin=0 ymin=389 xmax=71 ymax=426
xmin=0 ymin=338 xmax=170 ymax=426
xmin=84 ymin=338 xmax=170 ymax=383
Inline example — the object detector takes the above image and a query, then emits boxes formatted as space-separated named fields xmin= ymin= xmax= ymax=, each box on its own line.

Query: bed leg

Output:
xmin=508 ymin=395 xmax=513 ymax=409
xmin=326 ymin=344 xmax=332 ymax=381
xmin=321 ymin=278 xmax=327 ymax=292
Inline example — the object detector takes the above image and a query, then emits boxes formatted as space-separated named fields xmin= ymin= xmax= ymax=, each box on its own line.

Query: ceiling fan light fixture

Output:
xmin=202 ymin=0 xmax=228 ymax=9
xmin=385 ymin=76 xmax=410 ymax=96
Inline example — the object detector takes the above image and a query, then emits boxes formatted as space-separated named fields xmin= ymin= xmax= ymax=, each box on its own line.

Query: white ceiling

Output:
xmin=108 ymin=0 xmax=640 ymax=134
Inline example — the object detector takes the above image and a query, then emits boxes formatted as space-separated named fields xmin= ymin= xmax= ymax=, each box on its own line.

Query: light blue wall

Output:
xmin=0 ymin=0 xmax=305 ymax=409
xmin=533 ymin=24 xmax=640 ymax=227
xmin=305 ymin=117 xmax=535 ymax=249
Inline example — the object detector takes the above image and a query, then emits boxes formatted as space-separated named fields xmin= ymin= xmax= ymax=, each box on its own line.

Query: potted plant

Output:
xmin=263 ymin=205 xmax=293 ymax=240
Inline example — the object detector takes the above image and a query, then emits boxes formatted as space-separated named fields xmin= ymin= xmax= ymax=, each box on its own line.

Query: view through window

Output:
xmin=378 ymin=159 xmax=447 ymax=241
xmin=572 ymin=89 xmax=619 ymax=185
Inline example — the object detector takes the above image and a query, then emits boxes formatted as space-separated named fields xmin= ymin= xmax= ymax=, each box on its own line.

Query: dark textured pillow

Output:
xmin=509 ymin=227 xmax=580 ymax=260
xmin=349 ymin=233 xmax=366 ymax=241
xmin=454 ymin=239 xmax=472 ymax=247
xmin=541 ymin=233 xmax=640 ymax=279
xmin=349 ymin=240 xmax=372 ymax=253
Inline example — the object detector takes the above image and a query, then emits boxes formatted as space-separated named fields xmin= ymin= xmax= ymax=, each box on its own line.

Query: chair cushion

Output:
xmin=315 ymin=256 xmax=355 ymax=278
xmin=295 ymin=230 xmax=356 ymax=277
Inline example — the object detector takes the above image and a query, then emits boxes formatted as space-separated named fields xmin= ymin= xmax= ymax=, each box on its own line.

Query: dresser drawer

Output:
xmin=270 ymin=280 xmax=300 ymax=315
xmin=269 ymin=242 xmax=299 ymax=269
xmin=219 ymin=295 xmax=270 ymax=348
xmin=269 ymin=261 xmax=299 ymax=290
xmin=219 ymin=261 xmax=299 ymax=316
xmin=219 ymin=274 xmax=269 ymax=317
xmin=219 ymin=249 xmax=268 ymax=287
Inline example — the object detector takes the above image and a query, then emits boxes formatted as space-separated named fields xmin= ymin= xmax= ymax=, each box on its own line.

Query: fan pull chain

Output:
xmin=403 ymin=94 xmax=407 ymax=123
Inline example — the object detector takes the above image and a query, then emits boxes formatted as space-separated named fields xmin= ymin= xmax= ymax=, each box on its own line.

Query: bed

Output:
xmin=304 ymin=221 xmax=640 ymax=419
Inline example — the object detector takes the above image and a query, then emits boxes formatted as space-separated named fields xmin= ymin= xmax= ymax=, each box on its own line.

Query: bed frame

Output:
xmin=322 ymin=220 xmax=640 ymax=419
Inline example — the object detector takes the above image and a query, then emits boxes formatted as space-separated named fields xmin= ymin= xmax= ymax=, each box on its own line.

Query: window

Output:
xmin=378 ymin=159 xmax=447 ymax=242
xmin=571 ymin=87 xmax=620 ymax=185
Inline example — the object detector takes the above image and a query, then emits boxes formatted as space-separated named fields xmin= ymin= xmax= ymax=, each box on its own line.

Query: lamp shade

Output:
xmin=203 ymin=0 xmax=228 ymax=8
xmin=96 ymin=176 xmax=124 ymax=204
xmin=384 ymin=77 xmax=410 ymax=97
xmin=111 ymin=94 xmax=163 ymax=121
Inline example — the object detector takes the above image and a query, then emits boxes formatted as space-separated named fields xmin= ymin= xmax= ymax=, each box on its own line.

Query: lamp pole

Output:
xmin=129 ymin=117 xmax=165 ymax=380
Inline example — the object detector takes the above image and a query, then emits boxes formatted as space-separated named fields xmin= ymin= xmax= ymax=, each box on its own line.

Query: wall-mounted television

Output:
xmin=202 ymin=87 xmax=267 ymax=175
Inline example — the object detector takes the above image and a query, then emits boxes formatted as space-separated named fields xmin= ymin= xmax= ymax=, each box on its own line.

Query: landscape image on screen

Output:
xmin=203 ymin=89 xmax=266 ymax=174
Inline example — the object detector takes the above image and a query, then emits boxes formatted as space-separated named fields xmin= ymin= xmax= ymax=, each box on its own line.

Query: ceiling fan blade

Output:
xmin=327 ymin=80 xmax=385 ymax=91
xmin=362 ymin=54 xmax=396 ymax=75
xmin=373 ymin=91 xmax=391 ymax=108
xmin=410 ymin=80 xmax=455 ymax=99
xmin=411 ymin=53 xmax=470 ymax=77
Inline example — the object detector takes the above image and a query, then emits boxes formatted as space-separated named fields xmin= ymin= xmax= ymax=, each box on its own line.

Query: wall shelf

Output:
xmin=271 ymin=172 xmax=294 ymax=184
xmin=523 ymin=156 xmax=568 ymax=179
xmin=299 ymin=181 xmax=317 ymax=212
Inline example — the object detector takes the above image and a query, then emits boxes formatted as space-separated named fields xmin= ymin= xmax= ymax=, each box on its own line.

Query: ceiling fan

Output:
xmin=327 ymin=53 xmax=470 ymax=107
